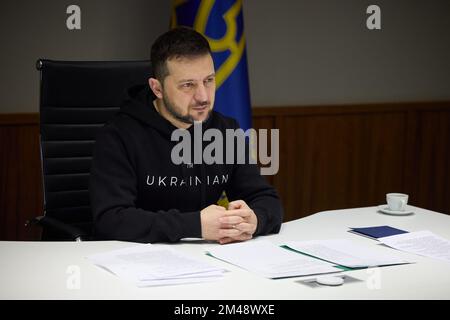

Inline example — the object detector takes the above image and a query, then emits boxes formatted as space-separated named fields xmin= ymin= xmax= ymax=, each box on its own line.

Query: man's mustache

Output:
xmin=192 ymin=101 xmax=210 ymax=108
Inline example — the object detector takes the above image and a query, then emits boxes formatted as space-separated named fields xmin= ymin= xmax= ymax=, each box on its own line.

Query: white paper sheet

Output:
xmin=87 ymin=244 xmax=225 ymax=287
xmin=379 ymin=230 xmax=450 ymax=263
xmin=206 ymin=240 xmax=340 ymax=278
xmin=134 ymin=275 xmax=223 ymax=287
xmin=284 ymin=239 xmax=412 ymax=268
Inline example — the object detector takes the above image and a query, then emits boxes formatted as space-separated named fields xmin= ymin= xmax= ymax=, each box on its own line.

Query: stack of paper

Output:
xmin=284 ymin=239 xmax=413 ymax=268
xmin=87 ymin=244 xmax=225 ymax=287
xmin=207 ymin=240 xmax=341 ymax=278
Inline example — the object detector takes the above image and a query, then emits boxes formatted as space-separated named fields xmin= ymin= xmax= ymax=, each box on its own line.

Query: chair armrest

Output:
xmin=26 ymin=216 xmax=88 ymax=241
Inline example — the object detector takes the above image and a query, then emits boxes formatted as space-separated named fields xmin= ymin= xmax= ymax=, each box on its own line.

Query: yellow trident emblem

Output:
xmin=171 ymin=0 xmax=246 ymax=89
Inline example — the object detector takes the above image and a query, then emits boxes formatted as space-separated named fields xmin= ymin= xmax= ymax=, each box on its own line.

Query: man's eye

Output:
xmin=205 ymin=78 xmax=215 ymax=84
xmin=182 ymin=83 xmax=194 ymax=88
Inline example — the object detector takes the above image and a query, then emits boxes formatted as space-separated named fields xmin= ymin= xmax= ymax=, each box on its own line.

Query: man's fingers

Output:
xmin=234 ymin=222 xmax=256 ymax=234
xmin=239 ymin=233 xmax=253 ymax=241
xmin=218 ymin=228 xmax=242 ymax=238
xmin=232 ymin=233 xmax=253 ymax=241
xmin=218 ymin=222 xmax=256 ymax=238
xmin=222 ymin=208 xmax=252 ymax=218
xmin=227 ymin=200 xmax=247 ymax=210
xmin=218 ymin=237 xmax=234 ymax=245
xmin=219 ymin=216 xmax=244 ymax=225
xmin=219 ymin=233 xmax=253 ymax=245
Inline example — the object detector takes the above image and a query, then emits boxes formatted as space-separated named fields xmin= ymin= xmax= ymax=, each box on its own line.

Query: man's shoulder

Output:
xmin=96 ymin=112 xmax=142 ymax=144
xmin=103 ymin=111 xmax=140 ymax=131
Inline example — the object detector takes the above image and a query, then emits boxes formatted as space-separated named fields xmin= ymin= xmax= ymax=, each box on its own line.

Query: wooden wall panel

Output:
xmin=0 ymin=125 xmax=19 ymax=239
xmin=0 ymin=115 xmax=42 ymax=240
xmin=15 ymin=125 xmax=43 ymax=240
xmin=276 ymin=111 xmax=407 ymax=221
xmin=407 ymin=109 xmax=450 ymax=214
xmin=252 ymin=115 xmax=276 ymax=187
xmin=252 ymin=102 xmax=450 ymax=221
xmin=1 ymin=102 xmax=449 ymax=240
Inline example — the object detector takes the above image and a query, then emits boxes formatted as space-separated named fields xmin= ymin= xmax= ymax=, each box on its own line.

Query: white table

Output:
xmin=1 ymin=205 xmax=449 ymax=299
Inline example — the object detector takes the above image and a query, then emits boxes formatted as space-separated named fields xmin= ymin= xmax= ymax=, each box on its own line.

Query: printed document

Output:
xmin=87 ymin=244 xmax=225 ymax=287
xmin=284 ymin=239 xmax=412 ymax=268
xmin=379 ymin=230 xmax=450 ymax=263
xmin=206 ymin=240 xmax=340 ymax=278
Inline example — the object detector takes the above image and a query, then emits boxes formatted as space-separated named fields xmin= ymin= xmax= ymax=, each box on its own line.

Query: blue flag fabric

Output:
xmin=171 ymin=0 xmax=252 ymax=131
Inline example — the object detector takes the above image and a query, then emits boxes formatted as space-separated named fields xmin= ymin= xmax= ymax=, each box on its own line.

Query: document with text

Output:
xmin=206 ymin=240 xmax=340 ymax=278
xmin=379 ymin=230 xmax=450 ymax=263
xmin=284 ymin=239 xmax=413 ymax=268
xmin=87 ymin=244 xmax=225 ymax=287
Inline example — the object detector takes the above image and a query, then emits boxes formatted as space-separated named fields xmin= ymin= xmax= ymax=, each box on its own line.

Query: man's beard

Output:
xmin=162 ymin=92 xmax=211 ymax=125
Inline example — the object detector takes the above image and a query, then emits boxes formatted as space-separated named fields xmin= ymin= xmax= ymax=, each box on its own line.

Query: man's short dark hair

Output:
xmin=151 ymin=27 xmax=212 ymax=82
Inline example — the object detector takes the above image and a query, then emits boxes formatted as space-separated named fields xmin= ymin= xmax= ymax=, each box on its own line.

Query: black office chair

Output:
xmin=28 ymin=59 xmax=152 ymax=241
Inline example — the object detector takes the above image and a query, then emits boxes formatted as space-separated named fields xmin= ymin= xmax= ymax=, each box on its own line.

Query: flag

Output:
xmin=171 ymin=0 xmax=252 ymax=131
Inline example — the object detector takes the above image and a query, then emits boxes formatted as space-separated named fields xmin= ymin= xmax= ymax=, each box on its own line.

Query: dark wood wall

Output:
xmin=1 ymin=102 xmax=450 ymax=240
xmin=0 ymin=114 xmax=42 ymax=240
xmin=252 ymin=102 xmax=450 ymax=222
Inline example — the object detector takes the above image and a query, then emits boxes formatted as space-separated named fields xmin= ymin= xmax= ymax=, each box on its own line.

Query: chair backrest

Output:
xmin=37 ymin=59 xmax=151 ymax=240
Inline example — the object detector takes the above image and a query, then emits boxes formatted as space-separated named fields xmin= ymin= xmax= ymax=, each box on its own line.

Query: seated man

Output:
xmin=90 ymin=27 xmax=283 ymax=243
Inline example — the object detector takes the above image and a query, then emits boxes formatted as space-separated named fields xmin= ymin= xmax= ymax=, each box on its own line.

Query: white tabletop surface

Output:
xmin=1 ymin=205 xmax=449 ymax=300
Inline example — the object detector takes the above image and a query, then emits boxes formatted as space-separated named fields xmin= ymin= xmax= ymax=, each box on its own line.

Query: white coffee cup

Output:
xmin=386 ymin=193 xmax=409 ymax=211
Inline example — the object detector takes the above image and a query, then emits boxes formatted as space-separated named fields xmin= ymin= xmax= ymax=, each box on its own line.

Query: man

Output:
xmin=90 ymin=27 xmax=283 ymax=243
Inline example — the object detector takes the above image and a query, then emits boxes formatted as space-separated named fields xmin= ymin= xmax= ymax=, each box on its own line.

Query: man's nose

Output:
xmin=194 ymin=83 xmax=208 ymax=103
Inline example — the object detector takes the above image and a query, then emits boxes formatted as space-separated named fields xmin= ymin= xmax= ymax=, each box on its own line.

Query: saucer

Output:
xmin=377 ymin=205 xmax=414 ymax=216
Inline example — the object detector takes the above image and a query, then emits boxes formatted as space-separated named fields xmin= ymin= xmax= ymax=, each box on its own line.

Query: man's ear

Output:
xmin=148 ymin=78 xmax=163 ymax=99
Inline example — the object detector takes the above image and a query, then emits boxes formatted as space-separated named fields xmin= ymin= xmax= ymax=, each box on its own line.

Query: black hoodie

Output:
xmin=89 ymin=85 xmax=283 ymax=243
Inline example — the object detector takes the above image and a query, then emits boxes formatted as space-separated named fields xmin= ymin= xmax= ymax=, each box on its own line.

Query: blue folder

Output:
xmin=349 ymin=226 xmax=408 ymax=239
